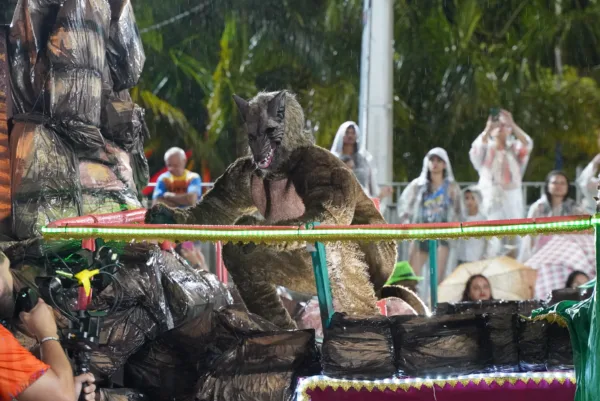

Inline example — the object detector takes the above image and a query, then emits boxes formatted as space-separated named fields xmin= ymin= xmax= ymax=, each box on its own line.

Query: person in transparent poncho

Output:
xmin=576 ymin=130 xmax=600 ymax=214
xmin=330 ymin=121 xmax=393 ymax=200
xmin=469 ymin=110 xmax=533 ymax=221
xmin=397 ymin=148 xmax=462 ymax=280
xmin=469 ymin=109 xmax=533 ymax=257
xmin=518 ymin=170 xmax=586 ymax=262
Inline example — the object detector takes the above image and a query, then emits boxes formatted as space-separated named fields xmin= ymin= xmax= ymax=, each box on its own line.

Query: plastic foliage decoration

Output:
xmin=532 ymin=252 xmax=599 ymax=400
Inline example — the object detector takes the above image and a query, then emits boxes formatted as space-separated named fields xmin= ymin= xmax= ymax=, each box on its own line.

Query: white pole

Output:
xmin=358 ymin=0 xmax=371 ymax=138
xmin=365 ymin=0 xmax=394 ymax=185
xmin=554 ymin=0 xmax=563 ymax=80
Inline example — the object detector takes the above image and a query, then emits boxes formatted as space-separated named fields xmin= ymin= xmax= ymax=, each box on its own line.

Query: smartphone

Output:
xmin=490 ymin=107 xmax=500 ymax=122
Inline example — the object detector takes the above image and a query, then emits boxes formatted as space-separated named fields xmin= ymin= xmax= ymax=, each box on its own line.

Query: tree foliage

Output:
xmin=1 ymin=0 xmax=17 ymax=25
xmin=390 ymin=0 xmax=600 ymax=181
xmin=5 ymin=0 xmax=600 ymax=182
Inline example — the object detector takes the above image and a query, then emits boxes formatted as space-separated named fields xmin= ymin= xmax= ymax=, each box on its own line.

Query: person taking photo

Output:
xmin=0 ymin=251 xmax=96 ymax=401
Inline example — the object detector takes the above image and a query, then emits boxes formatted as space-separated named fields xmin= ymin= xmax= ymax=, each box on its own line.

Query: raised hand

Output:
xmin=19 ymin=298 xmax=58 ymax=341
xmin=74 ymin=373 xmax=96 ymax=401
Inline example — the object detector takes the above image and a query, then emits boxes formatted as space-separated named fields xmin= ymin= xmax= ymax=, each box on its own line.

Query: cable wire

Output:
xmin=99 ymin=271 xmax=124 ymax=315
xmin=49 ymin=285 xmax=79 ymax=323
xmin=139 ymin=1 xmax=209 ymax=34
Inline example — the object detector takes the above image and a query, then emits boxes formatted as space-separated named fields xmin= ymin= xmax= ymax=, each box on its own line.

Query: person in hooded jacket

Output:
xmin=330 ymin=121 xmax=393 ymax=200
xmin=518 ymin=170 xmax=586 ymax=262
xmin=470 ymin=109 xmax=532 ymax=258
xmin=469 ymin=109 xmax=533 ymax=221
xmin=576 ymin=129 xmax=600 ymax=214
xmin=397 ymin=148 xmax=462 ymax=280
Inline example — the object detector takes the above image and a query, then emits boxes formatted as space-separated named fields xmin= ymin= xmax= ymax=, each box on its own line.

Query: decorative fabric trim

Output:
xmin=296 ymin=372 xmax=576 ymax=401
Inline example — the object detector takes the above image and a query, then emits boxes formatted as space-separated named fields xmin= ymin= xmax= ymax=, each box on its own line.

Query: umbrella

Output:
xmin=438 ymin=256 xmax=537 ymax=302
xmin=524 ymin=234 xmax=596 ymax=299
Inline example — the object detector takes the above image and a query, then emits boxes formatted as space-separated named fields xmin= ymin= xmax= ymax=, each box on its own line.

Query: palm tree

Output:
xmin=390 ymin=0 xmax=600 ymax=181
xmin=134 ymin=0 xmax=337 ymax=177
xmin=134 ymin=0 xmax=600 ymax=183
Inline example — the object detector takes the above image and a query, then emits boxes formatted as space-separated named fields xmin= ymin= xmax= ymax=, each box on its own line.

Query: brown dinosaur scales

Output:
xmin=146 ymin=91 xmax=396 ymax=329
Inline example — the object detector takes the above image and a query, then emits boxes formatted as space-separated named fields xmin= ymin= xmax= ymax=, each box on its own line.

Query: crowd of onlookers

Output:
xmin=332 ymin=109 xmax=598 ymax=298
xmin=461 ymin=270 xmax=591 ymax=303
xmin=153 ymin=108 xmax=598 ymax=301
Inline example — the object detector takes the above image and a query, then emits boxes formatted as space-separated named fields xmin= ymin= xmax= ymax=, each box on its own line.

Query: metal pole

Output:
xmin=365 ymin=0 xmax=394 ymax=181
xmin=307 ymin=223 xmax=335 ymax=330
xmin=554 ymin=0 xmax=563 ymax=81
xmin=358 ymin=0 xmax=371 ymax=134
xmin=429 ymin=239 xmax=438 ymax=309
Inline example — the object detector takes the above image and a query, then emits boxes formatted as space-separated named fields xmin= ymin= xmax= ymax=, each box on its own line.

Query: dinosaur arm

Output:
xmin=277 ymin=164 xmax=358 ymax=227
xmin=236 ymin=160 xmax=358 ymax=251
xmin=146 ymin=157 xmax=257 ymax=225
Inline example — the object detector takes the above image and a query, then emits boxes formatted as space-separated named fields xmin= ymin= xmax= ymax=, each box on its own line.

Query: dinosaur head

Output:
xmin=233 ymin=90 xmax=313 ymax=177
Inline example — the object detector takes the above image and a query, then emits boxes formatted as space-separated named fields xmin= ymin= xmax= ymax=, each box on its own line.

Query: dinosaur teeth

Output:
xmin=258 ymin=147 xmax=275 ymax=169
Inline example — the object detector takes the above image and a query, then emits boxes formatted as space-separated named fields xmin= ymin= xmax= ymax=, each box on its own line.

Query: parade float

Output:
xmin=41 ymin=211 xmax=595 ymax=401
xmin=0 ymin=2 xmax=597 ymax=401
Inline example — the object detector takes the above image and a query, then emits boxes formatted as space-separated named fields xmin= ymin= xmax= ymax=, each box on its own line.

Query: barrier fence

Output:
xmin=44 ymin=213 xmax=594 ymax=242
xmin=143 ymin=181 xmax=581 ymax=219
xmin=43 ymin=210 xmax=597 ymax=322
xmin=40 ymin=209 xmax=600 ymax=401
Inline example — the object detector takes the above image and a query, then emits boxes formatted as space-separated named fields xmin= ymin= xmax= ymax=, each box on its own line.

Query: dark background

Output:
xmin=1 ymin=0 xmax=16 ymax=25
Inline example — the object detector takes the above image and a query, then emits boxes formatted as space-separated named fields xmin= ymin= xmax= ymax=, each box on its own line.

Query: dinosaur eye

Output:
xmin=265 ymin=127 xmax=275 ymax=135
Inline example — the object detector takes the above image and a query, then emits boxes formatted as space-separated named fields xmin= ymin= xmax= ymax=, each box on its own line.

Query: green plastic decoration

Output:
xmin=531 ymin=222 xmax=600 ymax=401
xmin=41 ymin=216 xmax=593 ymax=242
xmin=41 ymin=214 xmax=600 ymax=398
xmin=306 ymin=223 xmax=335 ymax=330
xmin=428 ymin=240 xmax=438 ymax=309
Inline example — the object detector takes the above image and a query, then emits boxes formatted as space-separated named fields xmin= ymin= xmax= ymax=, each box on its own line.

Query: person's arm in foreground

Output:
xmin=13 ymin=299 xmax=75 ymax=401
xmin=74 ymin=373 xmax=97 ymax=401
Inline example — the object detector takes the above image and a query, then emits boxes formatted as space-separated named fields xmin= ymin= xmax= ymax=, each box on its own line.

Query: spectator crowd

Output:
xmin=332 ymin=109 xmax=598 ymax=299
xmin=155 ymin=108 xmax=598 ymax=304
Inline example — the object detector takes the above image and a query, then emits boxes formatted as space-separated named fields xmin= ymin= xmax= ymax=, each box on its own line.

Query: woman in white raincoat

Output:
xmin=469 ymin=109 xmax=533 ymax=221
xmin=518 ymin=170 xmax=586 ymax=262
xmin=330 ymin=121 xmax=392 ymax=199
xmin=397 ymin=148 xmax=462 ymax=280
xmin=576 ymin=130 xmax=600 ymax=214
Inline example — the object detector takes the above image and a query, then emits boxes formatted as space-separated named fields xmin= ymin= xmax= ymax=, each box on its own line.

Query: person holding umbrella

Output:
xmin=461 ymin=274 xmax=494 ymax=302
xmin=565 ymin=271 xmax=591 ymax=290
xmin=438 ymin=256 xmax=536 ymax=303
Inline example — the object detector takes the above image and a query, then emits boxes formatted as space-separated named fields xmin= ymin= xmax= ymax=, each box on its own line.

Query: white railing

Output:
xmin=145 ymin=181 xmax=574 ymax=222
xmin=142 ymin=180 xmax=586 ymax=282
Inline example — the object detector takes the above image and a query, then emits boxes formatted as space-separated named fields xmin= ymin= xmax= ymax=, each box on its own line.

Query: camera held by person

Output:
xmin=0 ymin=251 xmax=97 ymax=401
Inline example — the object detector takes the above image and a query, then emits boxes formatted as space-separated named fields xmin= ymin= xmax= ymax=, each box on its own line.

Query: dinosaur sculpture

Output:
xmin=146 ymin=91 xmax=396 ymax=328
